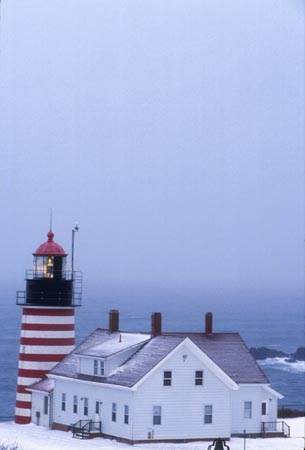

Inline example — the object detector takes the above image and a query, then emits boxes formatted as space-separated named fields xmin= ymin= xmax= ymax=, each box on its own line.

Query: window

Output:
xmin=94 ymin=359 xmax=105 ymax=376
xmin=35 ymin=256 xmax=54 ymax=278
xmin=163 ymin=371 xmax=172 ymax=386
xmin=73 ymin=396 xmax=78 ymax=414
xmin=112 ymin=403 xmax=117 ymax=422
xmin=244 ymin=401 xmax=252 ymax=419
xmin=43 ymin=396 xmax=48 ymax=415
xmin=61 ymin=393 xmax=66 ymax=411
xmin=195 ymin=370 xmax=203 ymax=386
xmin=204 ymin=405 xmax=213 ymax=424
xmin=95 ymin=401 xmax=100 ymax=415
xmin=261 ymin=402 xmax=267 ymax=415
xmin=124 ymin=405 xmax=129 ymax=424
xmin=84 ymin=397 xmax=89 ymax=416
xmin=94 ymin=359 xmax=98 ymax=375
xmin=153 ymin=406 xmax=161 ymax=425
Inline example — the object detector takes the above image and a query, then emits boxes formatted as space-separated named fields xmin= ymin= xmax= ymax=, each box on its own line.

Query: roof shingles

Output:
xmin=49 ymin=329 xmax=268 ymax=387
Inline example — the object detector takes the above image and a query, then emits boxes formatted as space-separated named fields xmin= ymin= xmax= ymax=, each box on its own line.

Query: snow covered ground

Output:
xmin=0 ymin=418 xmax=304 ymax=450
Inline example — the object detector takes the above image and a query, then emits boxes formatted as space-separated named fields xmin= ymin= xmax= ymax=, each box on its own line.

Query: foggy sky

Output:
xmin=0 ymin=1 xmax=303 ymax=307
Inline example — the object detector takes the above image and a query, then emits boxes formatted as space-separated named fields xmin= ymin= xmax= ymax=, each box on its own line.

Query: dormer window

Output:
xmin=94 ymin=359 xmax=105 ymax=376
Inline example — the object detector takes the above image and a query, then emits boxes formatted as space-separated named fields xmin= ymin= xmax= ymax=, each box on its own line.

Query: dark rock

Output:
xmin=291 ymin=347 xmax=305 ymax=361
xmin=250 ymin=346 xmax=288 ymax=360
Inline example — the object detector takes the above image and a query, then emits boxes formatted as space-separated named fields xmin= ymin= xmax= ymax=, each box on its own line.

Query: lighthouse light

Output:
xmin=34 ymin=256 xmax=54 ymax=278
xmin=45 ymin=257 xmax=54 ymax=278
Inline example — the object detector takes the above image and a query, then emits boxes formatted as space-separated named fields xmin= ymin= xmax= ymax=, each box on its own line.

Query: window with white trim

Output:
xmin=153 ymin=405 xmax=161 ymax=425
xmin=94 ymin=359 xmax=105 ymax=376
xmin=163 ymin=371 xmax=172 ymax=386
xmin=124 ymin=404 xmax=129 ymax=424
xmin=43 ymin=396 xmax=48 ymax=415
xmin=61 ymin=393 xmax=66 ymax=411
xmin=73 ymin=395 xmax=78 ymax=414
xmin=195 ymin=370 xmax=203 ymax=386
xmin=204 ymin=405 xmax=213 ymax=424
xmin=244 ymin=401 xmax=252 ymax=419
xmin=94 ymin=359 xmax=98 ymax=375
xmin=84 ymin=397 xmax=89 ymax=416
xmin=261 ymin=402 xmax=267 ymax=415
xmin=95 ymin=401 xmax=100 ymax=414
xmin=112 ymin=403 xmax=117 ymax=422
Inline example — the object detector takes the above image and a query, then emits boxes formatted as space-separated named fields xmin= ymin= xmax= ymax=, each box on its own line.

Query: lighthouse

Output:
xmin=15 ymin=230 xmax=82 ymax=424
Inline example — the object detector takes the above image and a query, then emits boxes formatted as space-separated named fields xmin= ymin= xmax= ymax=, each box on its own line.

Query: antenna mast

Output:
xmin=49 ymin=208 xmax=53 ymax=231
xmin=71 ymin=223 xmax=79 ymax=276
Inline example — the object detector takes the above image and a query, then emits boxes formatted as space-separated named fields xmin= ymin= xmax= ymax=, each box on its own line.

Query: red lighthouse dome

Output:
xmin=34 ymin=231 xmax=67 ymax=256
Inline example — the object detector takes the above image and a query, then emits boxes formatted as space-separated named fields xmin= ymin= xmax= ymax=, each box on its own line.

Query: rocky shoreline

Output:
xmin=250 ymin=346 xmax=305 ymax=362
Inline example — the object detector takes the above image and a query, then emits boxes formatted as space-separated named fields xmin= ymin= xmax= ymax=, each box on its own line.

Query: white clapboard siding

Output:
xmin=50 ymin=338 xmax=279 ymax=441
xmin=52 ymin=378 xmax=134 ymax=440
xmin=31 ymin=392 xmax=51 ymax=427
xmin=132 ymin=341 xmax=231 ymax=441
xmin=230 ymin=385 xmax=279 ymax=434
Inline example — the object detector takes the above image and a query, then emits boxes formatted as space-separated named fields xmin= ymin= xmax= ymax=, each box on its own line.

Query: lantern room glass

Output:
xmin=34 ymin=255 xmax=67 ymax=279
xmin=34 ymin=256 xmax=54 ymax=278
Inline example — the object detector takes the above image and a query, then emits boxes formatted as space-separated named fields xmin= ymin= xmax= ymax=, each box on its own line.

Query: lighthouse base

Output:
xmin=15 ymin=307 xmax=75 ymax=424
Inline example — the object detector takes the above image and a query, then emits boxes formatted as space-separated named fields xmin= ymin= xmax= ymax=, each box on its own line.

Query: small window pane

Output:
xmin=261 ymin=402 xmax=267 ymax=415
xmin=204 ymin=405 xmax=213 ymax=424
xmin=163 ymin=371 xmax=172 ymax=386
xmin=100 ymin=360 xmax=105 ymax=376
xmin=94 ymin=360 xmax=98 ymax=375
xmin=195 ymin=370 xmax=203 ymax=386
xmin=124 ymin=404 xmax=129 ymax=424
xmin=61 ymin=393 xmax=66 ymax=411
xmin=73 ymin=396 xmax=78 ymax=414
xmin=84 ymin=397 xmax=89 ymax=416
xmin=112 ymin=403 xmax=117 ymax=422
xmin=153 ymin=405 xmax=161 ymax=425
xmin=244 ymin=401 xmax=252 ymax=419
xmin=95 ymin=401 xmax=100 ymax=414
xmin=43 ymin=396 xmax=48 ymax=415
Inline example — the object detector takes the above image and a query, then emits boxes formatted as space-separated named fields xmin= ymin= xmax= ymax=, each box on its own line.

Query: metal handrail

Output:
xmin=25 ymin=269 xmax=81 ymax=281
xmin=261 ymin=421 xmax=290 ymax=437
xmin=72 ymin=419 xmax=101 ymax=438
xmin=16 ymin=290 xmax=82 ymax=306
xmin=16 ymin=270 xmax=82 ymax=307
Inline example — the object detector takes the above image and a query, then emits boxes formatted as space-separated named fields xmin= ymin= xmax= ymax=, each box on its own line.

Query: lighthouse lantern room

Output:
xmin=15 ymin=230 xmax=82 ymax=425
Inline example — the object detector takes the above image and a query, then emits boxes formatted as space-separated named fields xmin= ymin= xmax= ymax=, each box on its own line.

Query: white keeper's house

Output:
xmin=27 ymin=310 xmax=286 ymax=443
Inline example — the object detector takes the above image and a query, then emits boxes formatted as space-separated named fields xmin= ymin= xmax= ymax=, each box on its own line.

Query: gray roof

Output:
xmin=27 ymin=378 xmax=54 ymax=393
xmin=75 ymin=331 xmax=150 ymax=358
xmin=49 ymin=329 xmax=268 ymax=387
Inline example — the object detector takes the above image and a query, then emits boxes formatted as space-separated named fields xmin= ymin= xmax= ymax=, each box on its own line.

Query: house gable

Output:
xmin=133 ymin=337 xmax=239 ymax=391
xmin=131 ymin=338 xmax=234 ymax=440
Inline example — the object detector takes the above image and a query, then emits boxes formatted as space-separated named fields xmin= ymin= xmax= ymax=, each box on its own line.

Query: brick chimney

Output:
xmin=205 ymin=312 xmax=213 ymax=336
xmin=151 ymin=312 xmax=162 ymax=337
xmin=109 ymin=309 xmax=119 ymax=332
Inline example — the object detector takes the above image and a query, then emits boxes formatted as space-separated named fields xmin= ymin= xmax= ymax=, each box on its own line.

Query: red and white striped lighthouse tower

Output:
xmin=15 ymin=230 xmax=82 ymax=424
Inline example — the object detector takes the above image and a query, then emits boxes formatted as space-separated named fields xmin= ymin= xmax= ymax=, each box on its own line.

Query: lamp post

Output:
xmin=71 ymin=223 xmax=79 ymax=277
xmin=243 ymin=429 xmax=246 ymax=450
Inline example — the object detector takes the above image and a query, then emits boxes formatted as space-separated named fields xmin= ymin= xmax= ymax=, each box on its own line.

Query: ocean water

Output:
xmin=0 ymin=289 xmax=304 ymax=420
